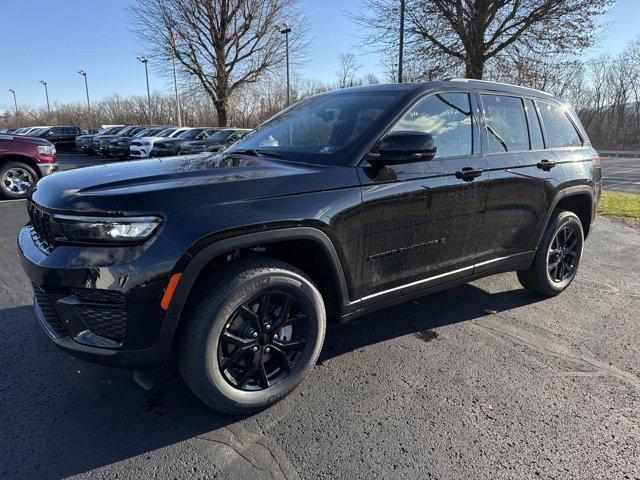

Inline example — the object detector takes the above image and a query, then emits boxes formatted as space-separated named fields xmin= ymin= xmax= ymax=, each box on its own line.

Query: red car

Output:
xmin=0 ymin=133 xmax=58 ymax=199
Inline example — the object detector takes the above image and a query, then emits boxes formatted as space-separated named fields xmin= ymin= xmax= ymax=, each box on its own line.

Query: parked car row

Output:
xmin=0 ymin=124 xmax=251 ymax=159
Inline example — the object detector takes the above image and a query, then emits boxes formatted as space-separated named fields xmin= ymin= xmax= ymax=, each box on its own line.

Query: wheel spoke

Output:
xmin=221 ymin=329 xmax=255 ymax=347
xmin=258 ymin=293 xmax=271 ymax=330
xmin=270 ymin=344 xmax=293 ymax=372
xmin=274 ymin=296 xmax=292 ymax=330
xmin=258 ymin=353 xmax=270 ymax=388
xmin=273 ymin=338 xmax=306 ymax=351
xmin=237 ymin=305 xmax=261 ymax=332
xmin=236 ymin=359 xmax=259 ymax=388
xmin=220 ymin=345 xmax=252 ymax=371
xmin=279 ymin=314 xmax=307 ymax=330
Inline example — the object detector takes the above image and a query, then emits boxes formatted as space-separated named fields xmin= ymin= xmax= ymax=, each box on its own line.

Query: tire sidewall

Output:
xmin=199 ymin=269 xmax=325 ymax=411
xmin=542 ymin=213 xmax=584 ymax=293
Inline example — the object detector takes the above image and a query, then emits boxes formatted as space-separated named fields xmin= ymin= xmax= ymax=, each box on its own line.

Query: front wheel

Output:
xmin=178 ymin=257 xmax=326 ymax=414
xmin=0 ymin=162 xmax=38 ymax=199
xmin=517 ymin=210 xmax=584 ymax=296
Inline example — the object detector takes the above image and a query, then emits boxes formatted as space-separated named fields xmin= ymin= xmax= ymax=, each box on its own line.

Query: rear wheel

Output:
xmin=178 ymin=257 xmax=326 ymax=414
xmin=517 ymin=210 xmax=584 ymax=296
xmin=0 ymin=162 xmax=37 ymax=199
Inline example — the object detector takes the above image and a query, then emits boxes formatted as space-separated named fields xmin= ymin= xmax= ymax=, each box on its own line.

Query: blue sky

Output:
xmin=1 ymin=0 xmax=639 ymax=110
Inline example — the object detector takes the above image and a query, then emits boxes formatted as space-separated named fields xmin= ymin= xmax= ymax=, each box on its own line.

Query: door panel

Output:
xmin=477 ymin=94 xmax=563 ymax=263
xmin=358 ymin=156 xmax=488 ymax=303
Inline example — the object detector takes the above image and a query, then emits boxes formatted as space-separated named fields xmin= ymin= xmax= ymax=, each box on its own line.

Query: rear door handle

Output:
xmin=455 ymin=167 xmax=483 ymax=181
xmin=536 ymin=159 xmax=556 ymax=171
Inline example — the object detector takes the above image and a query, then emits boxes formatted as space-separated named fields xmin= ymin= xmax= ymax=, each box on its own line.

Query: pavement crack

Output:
xmin=473 ymin=316 xmax=640 ymax=393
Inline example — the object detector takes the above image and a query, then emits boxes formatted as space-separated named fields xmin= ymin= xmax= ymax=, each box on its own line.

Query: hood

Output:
xmin=1 ymin=134 xmax=52 ymax=147
xmin=131 ymin=136 xmax=164 ymax=144
xmin=29 ymin=153 xmax=352 ymax=213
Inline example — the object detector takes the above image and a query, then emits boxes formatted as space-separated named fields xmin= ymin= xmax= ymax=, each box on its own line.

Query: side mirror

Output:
xmin=369 ymin=131 xmax=436 ymax=166
xmin=46 ymin=130 xmax=55 ymax=136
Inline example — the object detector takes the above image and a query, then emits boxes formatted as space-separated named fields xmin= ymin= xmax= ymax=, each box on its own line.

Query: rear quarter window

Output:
xmin=537 ymin=101 xmax=583 ymax=148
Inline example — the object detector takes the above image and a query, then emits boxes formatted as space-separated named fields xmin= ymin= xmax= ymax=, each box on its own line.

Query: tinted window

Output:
xmin=64 ymin=127 xmax=78 ymax=135
xmin=537 ymin=101 xmax=582 ymax=148
xmin=51 ymin=127 xmax=65 ymax=135
xmin=482 ymin=94 xmax=529 ymax=152
xmin=390 ymin=92 xmax=472 ymax=158
xmin=525 ymin=99 xmax=544 ymax=150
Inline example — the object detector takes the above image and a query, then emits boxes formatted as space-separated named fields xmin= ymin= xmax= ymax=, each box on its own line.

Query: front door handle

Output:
xmin=455 ymin=167 xmax=483 ymax=181
xmin=536 ymin=159 xmax=556 ymax=171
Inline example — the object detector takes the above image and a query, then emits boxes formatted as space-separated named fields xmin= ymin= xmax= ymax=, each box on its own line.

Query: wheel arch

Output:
xmin=162 ymin=227 xmax=356 ymax=335
xmin=535 ymin=186 xmax=595 ymax=248
xmin=0 ymin=154 xmax=42 ymax=177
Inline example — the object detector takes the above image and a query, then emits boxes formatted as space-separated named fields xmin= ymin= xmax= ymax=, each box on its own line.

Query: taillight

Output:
xmin=592 ymin=155 xmax=601 ymax=166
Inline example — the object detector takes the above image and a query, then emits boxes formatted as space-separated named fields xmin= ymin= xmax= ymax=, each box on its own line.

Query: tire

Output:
xmin=0 ymin=161 xmax=38 ymax=199
xmin=178 ymin=257 xmax=326 ymax=414
xmin=517 ymin=210 xmax=584 ymax=296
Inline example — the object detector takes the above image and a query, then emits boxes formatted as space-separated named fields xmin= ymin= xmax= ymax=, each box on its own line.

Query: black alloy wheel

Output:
xmin=547 ymin=225 xmax=580 ymax=283
xmin=517 ymin=210 xmax=584 ymax=296
xmin=218 ymin=292 xmax=308 ymax=391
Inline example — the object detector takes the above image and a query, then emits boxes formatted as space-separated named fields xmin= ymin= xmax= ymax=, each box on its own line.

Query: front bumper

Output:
xmin=18 ymin=224 xmax=186 ymax=369
xmin=108 ymin=145 xmax=130 ymax=157
xmin=129 ymin=146 xmax=150 ymax=158
xmin=150 ymin=148 xmax=178 ymax=157
xmin=37 ymin=163 xmax=58 ymax=177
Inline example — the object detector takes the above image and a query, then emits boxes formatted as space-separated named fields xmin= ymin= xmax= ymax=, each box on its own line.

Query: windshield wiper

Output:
xmin=227 ymin=148 xmax=284 ymax=159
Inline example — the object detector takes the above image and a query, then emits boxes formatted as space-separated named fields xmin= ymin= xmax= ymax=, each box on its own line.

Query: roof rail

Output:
xmin=444 ymin=77 xmax=553 ymax=96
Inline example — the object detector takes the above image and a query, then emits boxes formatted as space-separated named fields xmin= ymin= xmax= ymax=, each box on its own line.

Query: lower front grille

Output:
xmin=32 ymin=284 xmax=68 ymax=337
xmin=71 ymin=288 xmax=127 ymax=344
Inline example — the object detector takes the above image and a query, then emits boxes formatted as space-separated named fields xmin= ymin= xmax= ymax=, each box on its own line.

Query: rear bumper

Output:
xmin=18 ymin=225 xmax=186 ymax=369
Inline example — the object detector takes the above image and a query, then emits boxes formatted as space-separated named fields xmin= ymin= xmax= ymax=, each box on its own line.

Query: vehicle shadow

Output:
xmin=0 ymin=283 xmax=543 ymax=479
xmin=320 ymin=283 xmax=545 ymax=362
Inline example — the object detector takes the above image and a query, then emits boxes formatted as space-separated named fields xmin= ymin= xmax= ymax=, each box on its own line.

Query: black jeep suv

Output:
xmin=19 ymin=80 xmax=601 ymax=414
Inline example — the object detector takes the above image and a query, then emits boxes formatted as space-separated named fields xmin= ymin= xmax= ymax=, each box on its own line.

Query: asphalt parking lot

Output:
xmin=1 ymin=153 xmax=639 ymax=479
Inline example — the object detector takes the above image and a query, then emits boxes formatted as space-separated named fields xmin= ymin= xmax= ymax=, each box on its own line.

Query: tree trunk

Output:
xmin=214 ymin=99 xmax=229 ymax=127
xmin=465 ymin=53 xmax=485 ymax=79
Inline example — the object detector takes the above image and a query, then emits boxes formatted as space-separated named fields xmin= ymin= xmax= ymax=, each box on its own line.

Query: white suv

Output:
xmin=129 ymin=127 xmax=192 ymax=158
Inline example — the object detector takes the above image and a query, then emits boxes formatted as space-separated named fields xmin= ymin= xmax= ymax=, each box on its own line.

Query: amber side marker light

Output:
xmin=161 ymin=273 xmax=182 ymax=310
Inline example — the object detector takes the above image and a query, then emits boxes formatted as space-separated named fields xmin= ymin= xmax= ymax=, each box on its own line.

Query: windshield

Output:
xmin=136 ymin=128 xmax=162 ymax=137
xmin=157 ymin=127 xmax=177 ymax=137
xmin=226 ymin=92 xmax=400 ymax=165
xmin=177 ymin=128 xmax=205 ymax=139
xmin=206 ymin=129 xmax=235 ymax=141
xmin=30 ymin=128 xmax=46 ymax=136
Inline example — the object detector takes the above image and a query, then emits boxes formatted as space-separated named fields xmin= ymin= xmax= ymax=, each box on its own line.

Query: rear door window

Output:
xmin=390 ymin=92 xmax=473 ymax=159
xmin=524 ymin=99 xmax=544 ymax=150
xmin=481 ymin=94 xmax=529 ymax=153
xmin=537 ymin=101 xmax=583 ymax=148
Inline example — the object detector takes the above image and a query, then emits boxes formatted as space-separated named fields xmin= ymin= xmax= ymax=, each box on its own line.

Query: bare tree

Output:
xmin=353 ymin=0 xmax=615 ymax=80
xmin=336 ymin=53 xmax=361 ymax=88
xmin=129 ymin=0 xmax=308 ymax=126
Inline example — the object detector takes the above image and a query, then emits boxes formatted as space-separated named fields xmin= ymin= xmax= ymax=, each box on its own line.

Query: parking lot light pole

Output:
xmin=39 ymin=80 xmax=51 ymax=115
xmin=279 ymin=23 xmax=292 ymax=106
xmin=78 ymin=70 xmax=92 ymax=128
xmin=8 ymin=89 xmax=17 ymax=113
xmin=398 ymin=0 xmax=405 ymax=83
xmin=137 ymin=56 xmax=152 ymax=121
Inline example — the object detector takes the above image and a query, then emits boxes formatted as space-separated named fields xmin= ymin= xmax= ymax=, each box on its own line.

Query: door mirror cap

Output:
xmin=369 ymin=131 xmax=437 ymax=166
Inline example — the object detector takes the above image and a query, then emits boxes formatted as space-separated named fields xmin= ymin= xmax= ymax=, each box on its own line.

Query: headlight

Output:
xmin=37 ymin=145 xmax=56 ymax=155
xmin=54 ymin=215 xmax=162 ymax=242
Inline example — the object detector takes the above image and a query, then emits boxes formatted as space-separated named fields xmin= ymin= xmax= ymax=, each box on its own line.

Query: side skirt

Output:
xmin=340 ymin=253 xmax=533 ymax=322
